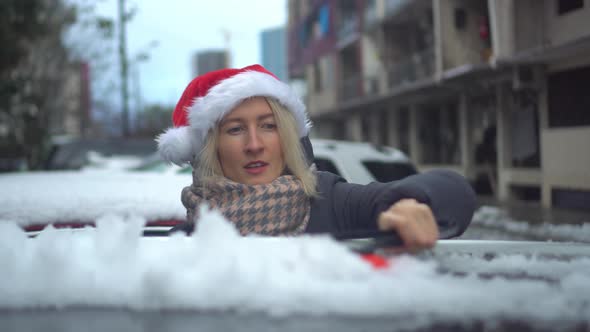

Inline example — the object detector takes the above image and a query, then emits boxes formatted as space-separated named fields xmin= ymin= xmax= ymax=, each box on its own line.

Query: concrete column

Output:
xmin=368 ymin=112 xmax=381 ymax=145
xmin=488 ymin=0 xmax=516 ymax=62
xmin=347 ymin=114 xmax=363 ymax=142
xmin=409 ymin=104 xmax=421 ymax=165
xmin=538 ymin=72 xmax=551 ymax=208
xmin=458 ymin=94 xmax=473 ymax=179
xmin=496 ymin=84 xmax=511 ymax=201
xmin=387 ymin=107 xmax=401 ymax=149
xmin=432 ymin=0 xmax=444 ymax=79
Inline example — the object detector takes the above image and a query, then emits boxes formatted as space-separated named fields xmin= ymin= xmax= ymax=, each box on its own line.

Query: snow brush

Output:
xmin=333 ymin=230 xmax=404 ymax=269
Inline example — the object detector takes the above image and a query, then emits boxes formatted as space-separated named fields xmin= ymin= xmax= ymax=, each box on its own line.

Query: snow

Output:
xmin=2 ymin=171 xmax=589 ymax=244
xmin=1 ymin=170 xmax=590 ymax=327
xmin=0 ymin=206 xmax=589 ymax=328
xmin=0 ymin=171 xmax=189 ymax=226
xmin=472 ymin=206 xmax=590 ymax=243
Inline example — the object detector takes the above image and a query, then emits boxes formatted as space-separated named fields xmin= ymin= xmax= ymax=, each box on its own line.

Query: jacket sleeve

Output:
xmin=329 ymin=169 xmax=477 ymax=239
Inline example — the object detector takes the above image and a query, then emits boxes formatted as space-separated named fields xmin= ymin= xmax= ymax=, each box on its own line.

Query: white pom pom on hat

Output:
xmin=156 ymin=64 xmax=311 ymax=166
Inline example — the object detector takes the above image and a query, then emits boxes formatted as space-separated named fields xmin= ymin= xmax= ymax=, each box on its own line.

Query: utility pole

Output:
xmin=118 ymin=0 xmax=130 ymax=137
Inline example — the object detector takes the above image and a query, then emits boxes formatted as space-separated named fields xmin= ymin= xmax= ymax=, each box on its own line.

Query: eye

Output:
xmin=226 ymin=126 xmax=244 ymax=135
xmin=261 ymin=122 xmax=277 ymax=130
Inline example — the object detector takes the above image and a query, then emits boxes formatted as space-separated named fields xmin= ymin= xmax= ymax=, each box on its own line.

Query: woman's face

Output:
xmin=217 ymin=97 xmax=285 ymax=185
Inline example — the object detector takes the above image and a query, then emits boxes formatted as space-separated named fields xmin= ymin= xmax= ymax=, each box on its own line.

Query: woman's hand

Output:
xmin=377 ymin=198 xmax=439 ymax=252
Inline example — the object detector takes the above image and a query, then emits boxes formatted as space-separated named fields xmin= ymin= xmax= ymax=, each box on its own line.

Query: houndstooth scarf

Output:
xmin=181 ymin=175 xmax=311 ymax=236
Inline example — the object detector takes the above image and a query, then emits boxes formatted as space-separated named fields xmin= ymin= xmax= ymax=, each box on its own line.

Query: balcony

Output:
xmin=387 ymin=47 xmax=435 ymax=89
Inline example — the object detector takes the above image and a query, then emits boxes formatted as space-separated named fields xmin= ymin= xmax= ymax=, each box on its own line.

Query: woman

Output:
xmin=157 ymin=65 xmax=476 ymax=251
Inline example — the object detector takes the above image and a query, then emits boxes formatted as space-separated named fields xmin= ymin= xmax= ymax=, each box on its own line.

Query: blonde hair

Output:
xmin=194 ymin=97 xmax=317 ymax=197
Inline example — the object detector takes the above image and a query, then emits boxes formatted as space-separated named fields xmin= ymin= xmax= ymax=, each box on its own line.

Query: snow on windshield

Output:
xmin=0 ymin=171 xmax=189 ymax=226
xmin=1 ymin=206 xmax=588 ymax=329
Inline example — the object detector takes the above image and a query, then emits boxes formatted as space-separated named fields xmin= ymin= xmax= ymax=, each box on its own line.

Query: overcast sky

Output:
xmin=90 ymin=0 xmax=287 ymax=107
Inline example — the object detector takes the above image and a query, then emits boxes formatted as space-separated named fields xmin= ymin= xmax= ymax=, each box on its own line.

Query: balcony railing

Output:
xmin=387 ymin=47 xmax=435 ymax=89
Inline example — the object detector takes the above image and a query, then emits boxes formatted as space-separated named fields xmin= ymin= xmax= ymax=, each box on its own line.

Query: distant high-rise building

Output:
xmin=260 ymin=27 xmax=288 ymax=81
xmin=192 ymin=50 xmax=229 ymax=77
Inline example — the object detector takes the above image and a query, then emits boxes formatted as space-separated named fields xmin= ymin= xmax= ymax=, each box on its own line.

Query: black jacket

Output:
xmin=305 ymin=169 xmax=476 ymax=239
xmin=170 ymin=137 xmax=476 ymax=238
xmin=170 ymin=169 xmax=476 ymax=239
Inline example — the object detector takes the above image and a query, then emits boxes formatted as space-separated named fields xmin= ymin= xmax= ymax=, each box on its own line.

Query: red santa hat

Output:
xmin=156 ymin=64 xmax=311 ymax=165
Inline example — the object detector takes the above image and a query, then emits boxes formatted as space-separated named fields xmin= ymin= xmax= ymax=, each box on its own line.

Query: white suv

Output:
xmin=310 ymin=139 xmax=416 ymax=184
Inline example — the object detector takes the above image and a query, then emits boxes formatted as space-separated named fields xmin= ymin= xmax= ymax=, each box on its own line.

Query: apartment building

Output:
xmin=287 ymin=0 xmax=590 ymax=210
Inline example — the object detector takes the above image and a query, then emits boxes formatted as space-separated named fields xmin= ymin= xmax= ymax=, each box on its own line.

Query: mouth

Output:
xmin=244 ymin=161 xmax=269 ymax=175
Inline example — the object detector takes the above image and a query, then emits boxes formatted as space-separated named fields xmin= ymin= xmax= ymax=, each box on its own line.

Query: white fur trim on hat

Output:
xmin=156 ymin=126 xmax=198 ymax=166
xmin=188 ymin=70 xmax=311 ymax=147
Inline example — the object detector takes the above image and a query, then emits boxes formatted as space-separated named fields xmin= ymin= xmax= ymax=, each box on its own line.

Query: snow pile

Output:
xmin=1 ymin=207 xmax=589 ymax=327
xmin=0 ymin=171 xmax=189 ymax=226
xmin=472 ymin=206 xmax=590 ymax=243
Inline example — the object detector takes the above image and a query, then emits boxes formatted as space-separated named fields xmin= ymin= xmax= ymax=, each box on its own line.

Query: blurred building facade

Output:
xmin=192 ymin=50 xmax=229 ymax=77
xmin=261 ymin=27 xmax=289 ymax=81
xmin=287 ymin=0 xmax=590 ymax=210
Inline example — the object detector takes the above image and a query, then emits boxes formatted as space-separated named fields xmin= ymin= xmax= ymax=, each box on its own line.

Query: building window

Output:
xmin=552 ymin=188 xmax=590 ymax=211
xmin=548 ymin=66 xmax=590 ymax=127
xmin=363 ymin=161 xmax=417 ymax=182
xmin=557 ymin=0 xmax=584 ymax=15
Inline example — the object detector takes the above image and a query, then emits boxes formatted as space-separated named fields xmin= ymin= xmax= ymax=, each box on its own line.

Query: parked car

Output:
xmin=310 ymin=138 xmax=416 ymax=184
xmin=131 ymin=138 xmax=417 ymax=184
xmin=44 ymin=136 xmax=156 ymax=170
xmin=2 ymin=140 xmax=589 ymax=332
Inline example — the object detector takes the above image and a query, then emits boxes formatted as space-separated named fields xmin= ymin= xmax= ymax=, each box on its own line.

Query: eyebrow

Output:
xmin=221 ymin=113 xmax=275 ymax=126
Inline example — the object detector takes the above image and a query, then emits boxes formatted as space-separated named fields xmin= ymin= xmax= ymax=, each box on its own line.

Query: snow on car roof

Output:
xmin=0 ymin=207 xmax=588 ymax=329
xmin=0 ymin=170 xmax=190 ymax=226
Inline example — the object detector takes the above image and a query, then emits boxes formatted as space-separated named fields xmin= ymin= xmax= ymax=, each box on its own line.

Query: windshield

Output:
xmin=362 ymin=161 xmax=417 ymax=182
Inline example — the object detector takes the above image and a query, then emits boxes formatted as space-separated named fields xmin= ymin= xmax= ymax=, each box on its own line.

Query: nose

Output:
xmin=244 ymin=127 xmax=264 ymax=154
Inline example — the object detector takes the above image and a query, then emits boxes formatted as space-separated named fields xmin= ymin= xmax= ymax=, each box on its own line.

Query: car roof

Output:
xmin=310 ymin=138 xmax=410 ymax=162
